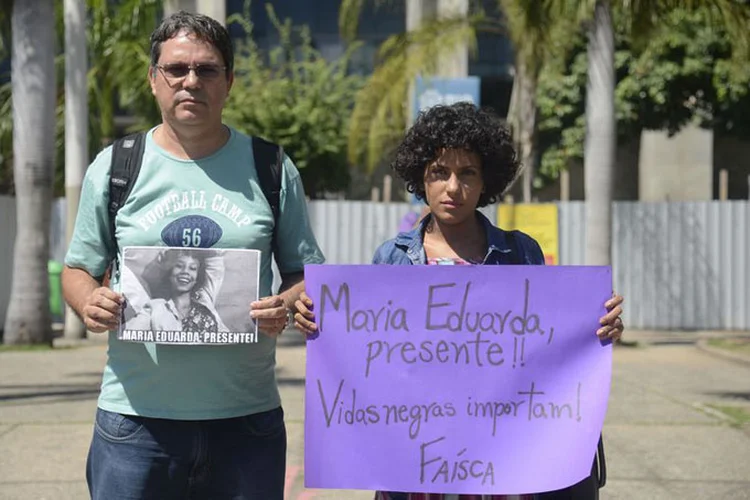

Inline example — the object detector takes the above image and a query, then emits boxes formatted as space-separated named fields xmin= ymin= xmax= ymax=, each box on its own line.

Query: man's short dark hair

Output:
xmin=150 ymin=11 xmax=234 ymax=75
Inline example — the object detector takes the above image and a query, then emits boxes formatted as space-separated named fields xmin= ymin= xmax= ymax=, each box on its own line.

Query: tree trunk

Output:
xmin=101 ymin=78 xmax=115 ymax=145
xmin=63 ymin=0 xmax=88 ymax=339
xmin=507 ymin=59 xmax=538 ymax=203
xmin=436 ymin=0 xmax=469 ymax=78
xmin=164 ymin=0 xmax=197 ymax=17
xmin=584 ymin=0 xmax=615 ymax=266
xmin=4 ymin=0 xmax=57 ymax=344
xmin=517 ymin=60 xmax=537 ymax=203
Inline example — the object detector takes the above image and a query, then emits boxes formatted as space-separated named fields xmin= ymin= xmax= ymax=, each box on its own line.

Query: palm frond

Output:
xmin=545 ymin=0 xmax=598 ymax=25
xmin=544 ymin=0 xmax=750 ymax=56
xmin=657 ymin=0 xmax=750 ymax=56
xmin=338 ymin=0 xmax=365 ymax=43
xmin=0 ymin=0 xmax=12 ymax=57
xmin=338 ymin=0 xmax=399 ymax=44
xmin=500 ymin=0 xmax=582 ymax=76
xmin=593 ymin=1 xmax=748 ymax=62
xmin=348 ymin=14 xmax=482 ymax=171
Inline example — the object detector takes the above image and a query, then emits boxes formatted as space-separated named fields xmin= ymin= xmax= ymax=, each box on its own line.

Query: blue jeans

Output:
xmin=86 ymin=406 xmax=286 ymax=500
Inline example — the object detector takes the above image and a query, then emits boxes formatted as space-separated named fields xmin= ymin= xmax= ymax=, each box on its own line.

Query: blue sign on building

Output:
xmin=411 ymin=75 xmax=481 ymax=123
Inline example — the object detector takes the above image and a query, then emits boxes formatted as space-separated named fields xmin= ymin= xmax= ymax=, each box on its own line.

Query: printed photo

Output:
xmin=119 ymin=246 xmax=260 ymax=345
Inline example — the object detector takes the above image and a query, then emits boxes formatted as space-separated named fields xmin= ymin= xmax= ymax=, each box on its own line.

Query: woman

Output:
xmin=294 ymin=102 xmax=624 ymax=500
xmin=129 ymin=248 xmax=229 ymax=333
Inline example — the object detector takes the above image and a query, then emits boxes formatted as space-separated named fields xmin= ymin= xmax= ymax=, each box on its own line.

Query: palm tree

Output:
xmin=3 ymin=0 xmax=57 ymax=345
xmin=87 ymin=0 xmax=161 ymax=146
xmin=342 ymin=0 xmax=750 ymax=267
xmin=0 ymin=0 xmax=159 ymax=343
xmin=343 ymin=7 xmax=479 ymax=171
xmin=1 ymin=1 xmax=160 ymax=174
xmin=59 ymin=0 xmax=159 ymax=339
xmin=500 ymin=0 xmax=571 ymax=202
xmin=339 ymin=0 xmax=568 ymax=202
xmin=63 ymin=0 xmax=88 ymax=339
xmin=581 ymin=1 xmax=616 ymax=267
xmin=550 ymin=0 xmax=750 ymax=265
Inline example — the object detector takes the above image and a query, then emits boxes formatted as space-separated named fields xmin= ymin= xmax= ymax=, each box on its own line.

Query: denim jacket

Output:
xmin=372 ymin=211 xmax=545 ymax=266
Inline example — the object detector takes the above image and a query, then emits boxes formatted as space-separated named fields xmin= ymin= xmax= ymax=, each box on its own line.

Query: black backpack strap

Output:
xmin=251 ymin=136 xmax=284 ymax=262
xmin=596 ymin=434 xmax=607 ymax=488
xmin=108 ymin=132 xmax=146 ymax=274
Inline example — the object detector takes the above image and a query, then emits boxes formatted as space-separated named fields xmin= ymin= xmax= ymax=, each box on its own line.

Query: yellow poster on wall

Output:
xmin=497 ymin=204 xmax=559 ymax=265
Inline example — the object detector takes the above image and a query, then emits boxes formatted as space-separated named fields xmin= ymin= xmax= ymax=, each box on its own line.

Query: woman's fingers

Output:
xmin=293 ymin=293 xmax=318 ymax=336
xmin=598 ymin=293 xmax=624 ymax=341
xmin=605 ymin=294 xmax=624 ymax=310
xmin=294 ymin=298 xmax=315 ymax=319
xmin=597 ymin=317 xmax=624 ymax=341
xmin=294 ymin=312 xmax=318 ymax=335
xmin=599 ymin=305 xmax=623 ymax=326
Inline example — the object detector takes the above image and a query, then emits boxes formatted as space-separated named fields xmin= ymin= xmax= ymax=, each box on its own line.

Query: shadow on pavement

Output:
xmin=0 ymin=383 xmax=100 ymax=404
xmin=277 ymin=377 xmax=305 ymax=387
xmin=648 ymin=339 xmax=698 ymax=346
xmin=702 ymin=391 xmax=750 ymax=402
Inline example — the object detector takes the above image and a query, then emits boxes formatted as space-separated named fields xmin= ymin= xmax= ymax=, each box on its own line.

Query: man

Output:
xmin=61 ymin=11 xmax=324 ymax=499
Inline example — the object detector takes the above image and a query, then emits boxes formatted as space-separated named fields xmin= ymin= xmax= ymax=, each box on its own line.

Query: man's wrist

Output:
xmin=284 ymin=307 xmax=295 ymax=328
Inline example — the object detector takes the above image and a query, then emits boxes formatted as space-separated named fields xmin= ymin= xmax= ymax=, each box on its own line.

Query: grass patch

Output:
xmin=707 ymin=338 xmax=750 ymax=356
xmin=707 ymin=404 xmax=750 ymax=426
xmin=0 ymin=343 xmax=53 ymax=352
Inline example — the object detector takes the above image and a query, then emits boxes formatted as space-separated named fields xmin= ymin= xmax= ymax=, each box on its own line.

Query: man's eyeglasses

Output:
xmin=155 ymin=63 xmax=227 ymax=80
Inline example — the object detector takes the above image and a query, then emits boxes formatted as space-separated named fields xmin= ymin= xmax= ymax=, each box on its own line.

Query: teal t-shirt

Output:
xmin=65 ymin=126 xmax=325 ymax=419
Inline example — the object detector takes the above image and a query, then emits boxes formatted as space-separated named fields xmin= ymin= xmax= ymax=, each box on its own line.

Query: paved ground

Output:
xmin=1 ymin=330 xmax=749 ymax=500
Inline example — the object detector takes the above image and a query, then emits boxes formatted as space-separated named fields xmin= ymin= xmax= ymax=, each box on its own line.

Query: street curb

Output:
xmin=695 ymin=339 xmax=750 ymax=368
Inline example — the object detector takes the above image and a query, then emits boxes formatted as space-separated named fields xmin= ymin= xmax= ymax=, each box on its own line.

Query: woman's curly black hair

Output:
xmin=391 ymin=102 xmax=520 ymax=207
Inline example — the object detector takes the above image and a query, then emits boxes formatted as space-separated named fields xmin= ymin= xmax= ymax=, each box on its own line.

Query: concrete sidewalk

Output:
xmin=1 ymin=330 xmax=749 ymax=500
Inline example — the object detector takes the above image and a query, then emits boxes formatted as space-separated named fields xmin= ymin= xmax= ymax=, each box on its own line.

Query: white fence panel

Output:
xmin=1 ymin=196 xmax=748 ymax=331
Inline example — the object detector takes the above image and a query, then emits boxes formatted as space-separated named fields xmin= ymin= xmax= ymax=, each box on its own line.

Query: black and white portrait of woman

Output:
xmin=120 ymin=247 xmax=260 ymax=341
xmin=128 ymin=248 xmax=229 ymax=332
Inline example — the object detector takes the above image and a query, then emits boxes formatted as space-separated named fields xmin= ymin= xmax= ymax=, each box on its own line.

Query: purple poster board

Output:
xmin=304 ymin=264 xmax=612 ymax=495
